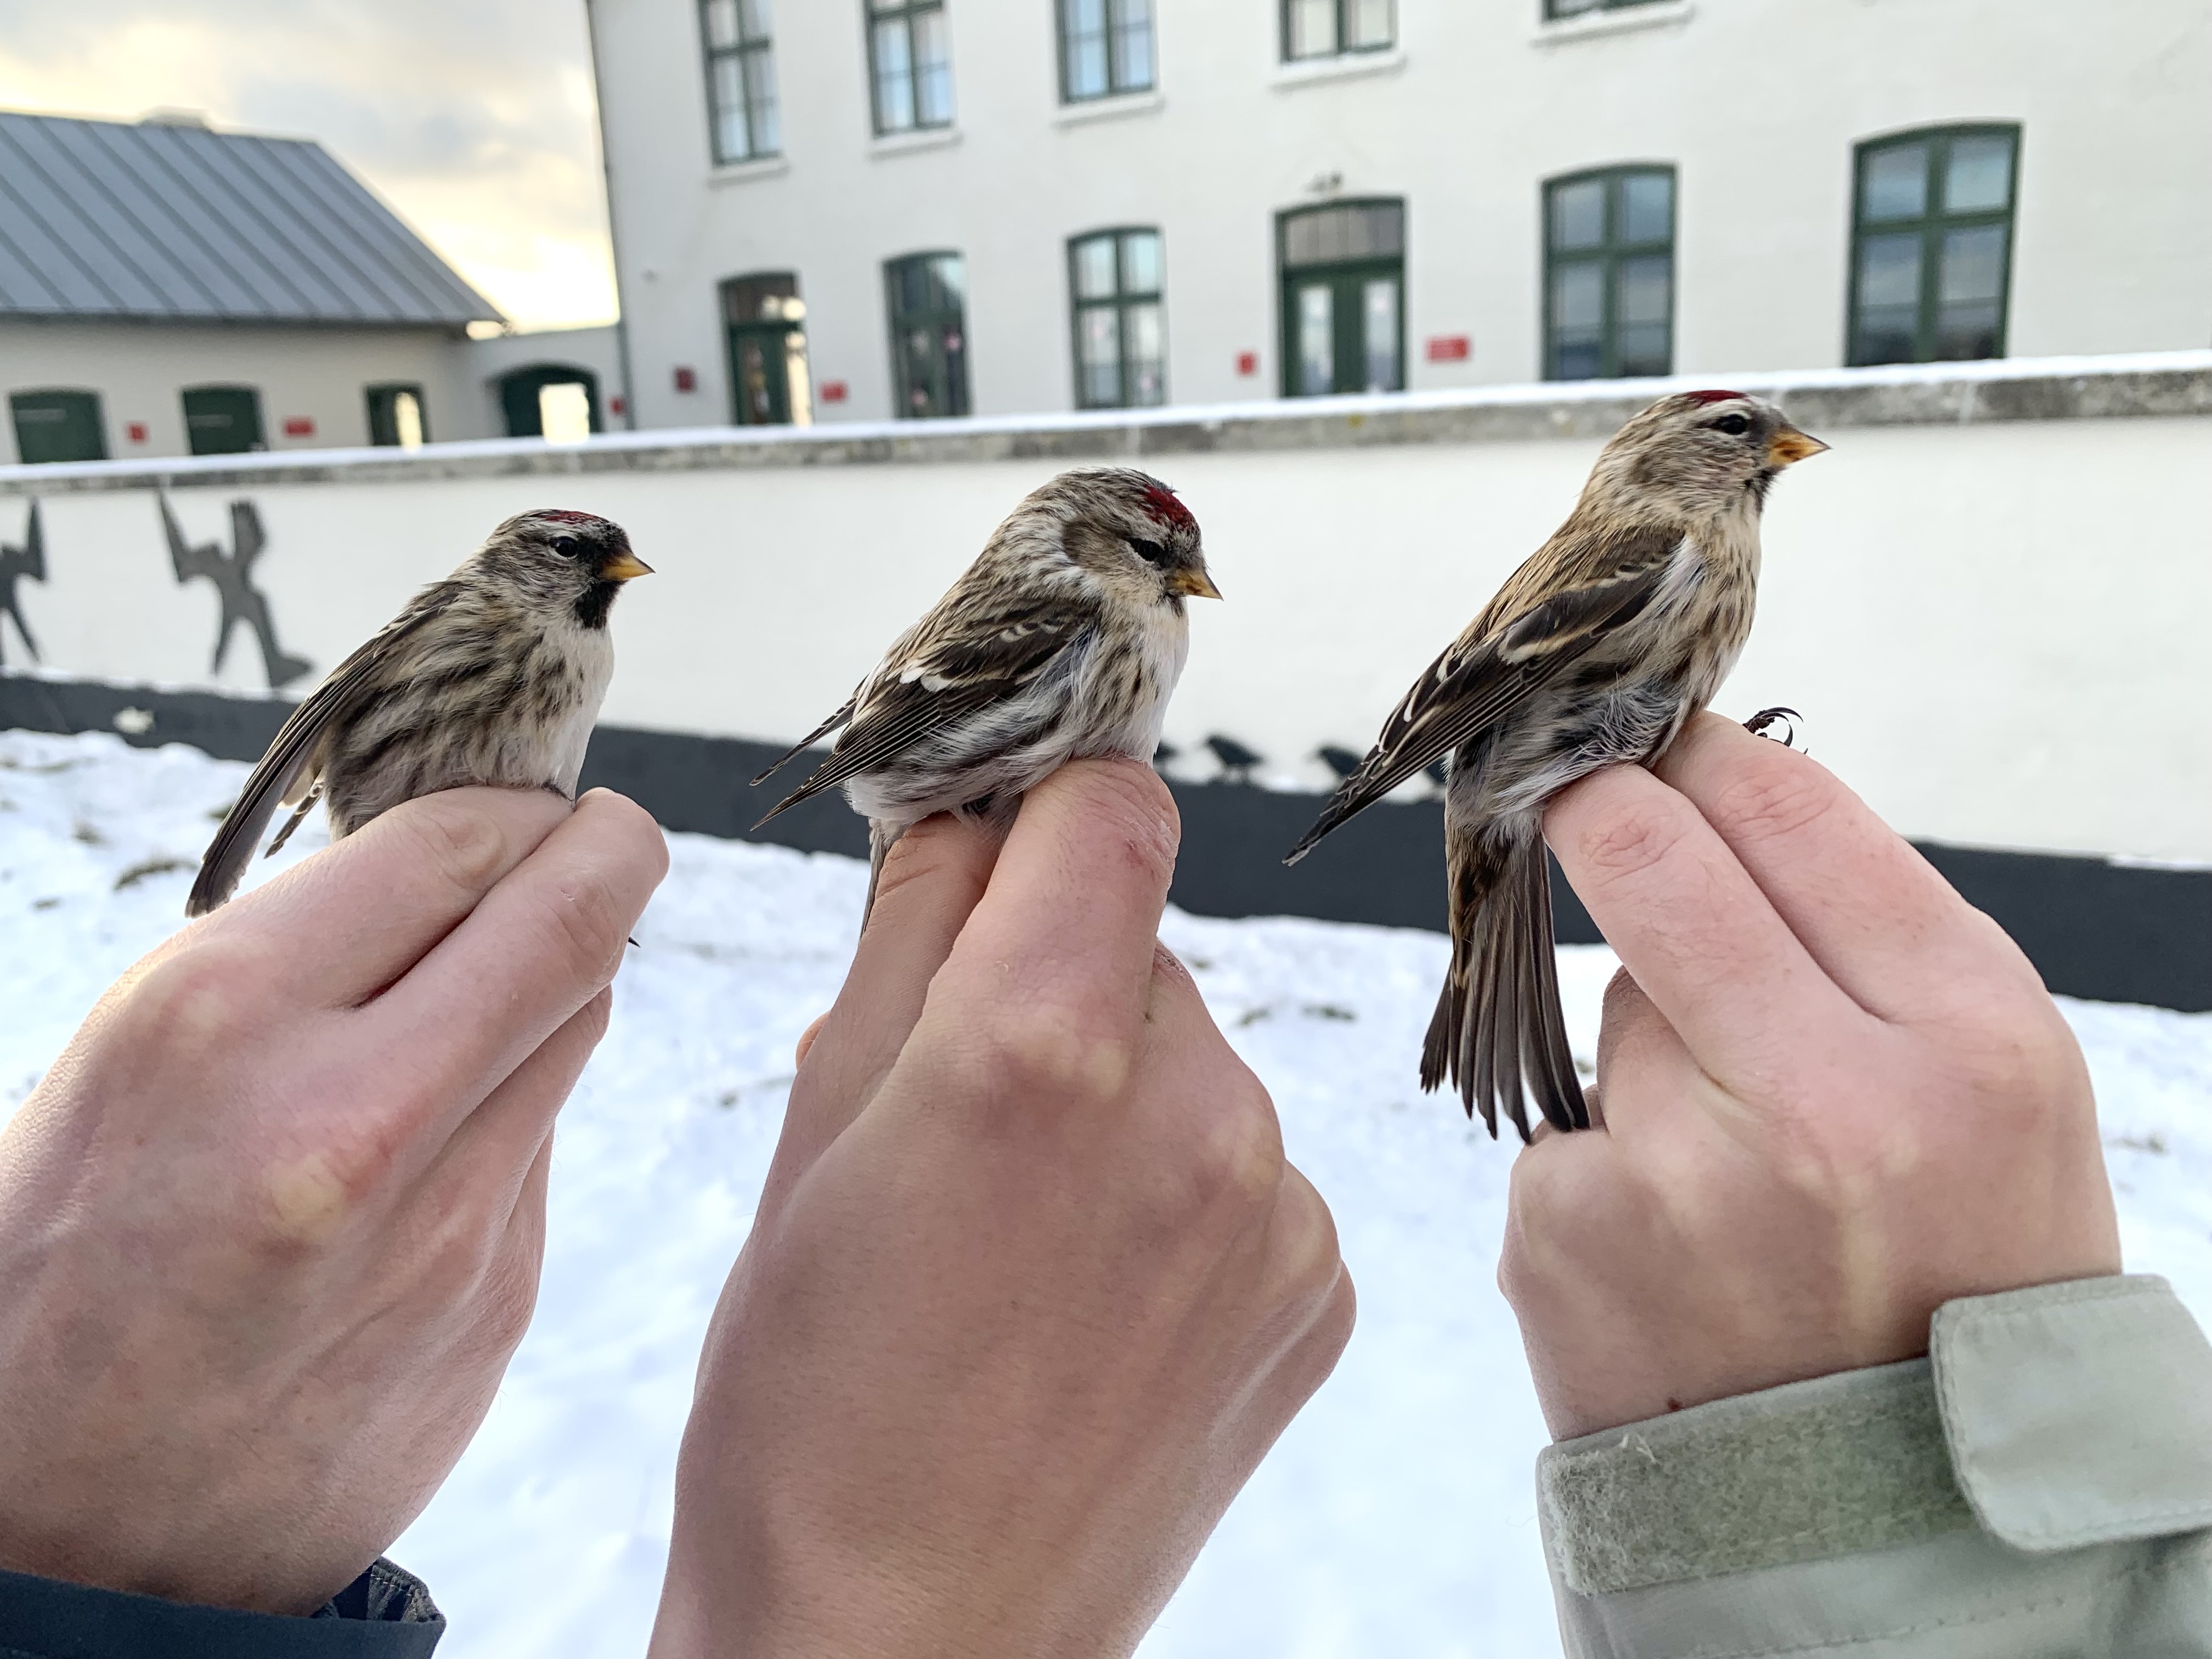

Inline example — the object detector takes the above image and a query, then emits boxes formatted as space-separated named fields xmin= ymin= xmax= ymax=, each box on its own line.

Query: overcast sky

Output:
xmin=0 ymin=0 xmax=614 ymax=330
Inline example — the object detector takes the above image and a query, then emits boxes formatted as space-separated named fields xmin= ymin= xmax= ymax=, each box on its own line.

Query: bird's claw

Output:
xmin=1745 ymin=706 xmax=1804 ymax=748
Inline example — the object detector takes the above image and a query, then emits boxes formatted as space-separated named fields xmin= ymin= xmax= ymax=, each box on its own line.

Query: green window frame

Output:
xmin=867 ymin=0 xmax=954 ymax=135
xmin=700 ymin=0 xmax=779 ymax=163
xmin=1544 ymin=0 xmax=1666 ymax=20
xmin=181 ymin=385 xmax=265 ymax=456
xmin=1069 ymin=228 xmax=1165 ymax=410
xmin=885 ymin=251 xmax=970 ymax=419
xmin=1282 ymin=0 xmax=1393 ymax=59
xmin=723 ymin=272 xmax=811 ymax=426
xmin=1543 ymin=165 xmax=1675 ymax=381
xmin=1847 ymin=123 xmax=2019 ymax=366
xmin=1277 ymin=198 xmax=1406 ymax=398
xmin=9 ymin=388 xmax=107 ymax=464
xmin=1059 ymin=0 xmax=1154 ymax=103
xmin=364 ymin=383 xmax=429 ymax=448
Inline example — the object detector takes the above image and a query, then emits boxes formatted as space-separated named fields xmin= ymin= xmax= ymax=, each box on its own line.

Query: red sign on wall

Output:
xmin=1235 ymin=351 xmax=1259 ymax=377
xmin=282 ymin=416 xmax=315 ymax=437
xmin=1425 ymin=336 xmax=1471 ymax=362
xmin=819 ymin=381 xmax=849 ymax=403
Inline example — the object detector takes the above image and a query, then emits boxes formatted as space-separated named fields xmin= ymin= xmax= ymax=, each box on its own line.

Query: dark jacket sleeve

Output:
xmin=0 ymin=1558 xmax=442 ymax=1659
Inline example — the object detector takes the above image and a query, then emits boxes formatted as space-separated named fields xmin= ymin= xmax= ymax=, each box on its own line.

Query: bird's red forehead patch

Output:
xmin=1683 ymin=388 xmax=1748 ymax=405
xmin=1139 ymin=483 xmax=1195 ymax=532
xmin=538 ymin=509 xmax=606 ymax=524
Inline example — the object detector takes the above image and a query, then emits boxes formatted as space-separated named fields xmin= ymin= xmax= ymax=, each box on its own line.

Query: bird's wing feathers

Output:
xmin=1285 ymin=524 xmax=1681 ymax=862
xmin=185 ymin=591 xmax=450 ymax=917
xmin=753 ymin=595 xmax=1094 ymax=826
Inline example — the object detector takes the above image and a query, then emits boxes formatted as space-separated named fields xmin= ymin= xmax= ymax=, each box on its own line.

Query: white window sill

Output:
xmin=1053 ymin=88 xmax=1164 ymax=128
xmin=1271 ymin=48 xmax=1406 ymax=91
xmin=1532 ymin=1 xmax=1694 ymax=47
xmin=707 ymin=154 xmax=789 ymax=188
xmin=869 ymin=125 xmax=961 ymax=158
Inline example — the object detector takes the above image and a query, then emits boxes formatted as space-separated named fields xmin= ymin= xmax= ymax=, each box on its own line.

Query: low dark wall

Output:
xmin=5 ymin=673 xmax=2205 ymax=1013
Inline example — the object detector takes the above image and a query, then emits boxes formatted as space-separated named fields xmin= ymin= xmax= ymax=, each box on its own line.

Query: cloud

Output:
xmin=0 ymin=0 xmax=616 ymax=329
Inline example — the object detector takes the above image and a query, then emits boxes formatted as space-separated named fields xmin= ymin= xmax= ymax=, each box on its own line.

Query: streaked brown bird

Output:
xmin=1285 ymin=391 xmax=1826 ymax=1140
xmin=186 ymin=509 xmax=652 ymax=916
xmin=753 ymin=465 xmax=1219 ymax=917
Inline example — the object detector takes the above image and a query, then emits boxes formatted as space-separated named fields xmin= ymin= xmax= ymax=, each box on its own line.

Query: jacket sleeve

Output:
xmin=1537 ymin=1274 xmax=2212 ymax=1658
xmin=0 ymin=1557 xmax=443 ymax=1658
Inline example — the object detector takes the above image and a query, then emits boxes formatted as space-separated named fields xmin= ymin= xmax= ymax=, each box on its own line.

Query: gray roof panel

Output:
xmin=0 ymin=111 xmax=501 ymax=327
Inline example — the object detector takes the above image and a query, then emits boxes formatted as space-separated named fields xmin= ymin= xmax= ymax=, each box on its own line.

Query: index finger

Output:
xmin=932 ymin=758 xmax=1181 ymax=1078
xmin=196 ymin=787 xmax=576 ymax=1009
xmin=1545 ymin=761 xmax=1861 ymax=1089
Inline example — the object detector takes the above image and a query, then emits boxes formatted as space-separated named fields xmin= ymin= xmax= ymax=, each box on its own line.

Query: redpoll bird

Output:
xmin=187 ymin=510 xmax=652 ymax=916
xmin=1285 ymin=392 xmax=1826 ymax=1141
xmin=753 ymin=466 xmax=1219 ymax=913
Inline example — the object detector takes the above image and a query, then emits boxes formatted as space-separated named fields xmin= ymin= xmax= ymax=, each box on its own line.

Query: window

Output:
xmin=9 ymin=389 xmax=106 ymax=464
xmin=365 ymin=383 xmax=427 ymax=449
xmin=885 ymin=253 xmax=970 ymax=418
xmin=701 ymin=0 xmax=779 ymax=163
xmin=1849 ymin=125 xmax=2018 ymax=366
xmin=1277 ymin=200 xmax=1404 ymax=397
xmin=1544 ymin=0 xmax=1666 ymax=19
xmin=1544 ymin=166 xmax=1675 ymax=380
xmin=868 ymin=0 xmax=954 ymax=134
xmin=181 ymin=386 xmax=264 ymax=456
xmin=1282 ymin=0 xmax=1393 ymax=60
xmin=1069 ymin=229 xmax=1165 ymax=409
xmin=723 ymin=273 xmax=812 ymax=425
xmin=1060 ymin=0 xmax=1153 ymax=101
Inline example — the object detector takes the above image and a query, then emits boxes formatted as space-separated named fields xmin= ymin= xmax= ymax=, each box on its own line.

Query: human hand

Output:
xmin=1502 ymin=713 xmax=2120 ymax=1440
xmin=0 ymin=787 xmax=665 ymax=1612
xmin=650 ymin=761 xmax=1353 ymax=1659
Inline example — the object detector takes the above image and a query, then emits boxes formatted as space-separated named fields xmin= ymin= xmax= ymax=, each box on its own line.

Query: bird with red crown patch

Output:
xmin=754 ymin=465 xmax=1219 ymax=919
xmin=187 ymin=508 xmax=652 ymax=915
xmin=1285 ymin=391 xmax=1826 ymax=1141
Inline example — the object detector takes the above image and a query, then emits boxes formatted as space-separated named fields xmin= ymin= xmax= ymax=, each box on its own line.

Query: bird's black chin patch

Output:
xmin=573 ymin=579 xmax=621 ymax=629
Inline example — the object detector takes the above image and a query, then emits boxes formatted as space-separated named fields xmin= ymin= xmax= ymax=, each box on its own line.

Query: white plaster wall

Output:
xmin=5 ymin=408 xmax=2208 ymax=865
xmin=0 ymin=321 xmax=488 ymax=462
xmin=591 ymin=0 xmax=2212 ymax=428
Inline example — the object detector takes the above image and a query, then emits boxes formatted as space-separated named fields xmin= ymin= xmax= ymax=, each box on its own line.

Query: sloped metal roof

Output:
xmin=0 ymin=111 xmax=502 ymax=328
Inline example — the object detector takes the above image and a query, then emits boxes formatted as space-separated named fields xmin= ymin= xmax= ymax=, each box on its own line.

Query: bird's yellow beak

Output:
xmin=1767 ymin=426 xmax=1829 ymax=467
xmin=601 ymin=550 xmax=654 ymax=582
xmin=1171 ymin=567 xmax=1223 ymax=600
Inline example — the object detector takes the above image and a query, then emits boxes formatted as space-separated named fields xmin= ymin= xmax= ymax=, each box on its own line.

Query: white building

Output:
xmin=0 ymin=110 xmax=634 ymax=462
xmin=585 ymin=0 xmax=2212 ymax=429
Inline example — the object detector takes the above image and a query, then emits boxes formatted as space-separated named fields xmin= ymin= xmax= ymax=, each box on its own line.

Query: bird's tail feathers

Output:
xmin=1421 ymin=834 xmax=1585 ymax=1141
xmin=750 ymin=697 xmax=857 ymax=789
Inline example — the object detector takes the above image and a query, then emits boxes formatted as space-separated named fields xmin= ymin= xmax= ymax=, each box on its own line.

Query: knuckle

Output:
xmin=1574 ymin=800 xmax=1692 ymax=890
xmin=1183 ymin=1080 xmax=1284 ymax=1218
xmin=1059 ymin=759 xmax=1180 ymax=887
xmin=533 ymin=862 xmax=630 ymax=985
xmin=985 ymin=1008 xmax=1133 ymax=1104
xmin=401 ymin=797 xmax=516 ymax=894
xmin=119 ymin=943 xmax=267 ymax=1055
xmin=1710 ymin=755 xmax=1837 ymax=844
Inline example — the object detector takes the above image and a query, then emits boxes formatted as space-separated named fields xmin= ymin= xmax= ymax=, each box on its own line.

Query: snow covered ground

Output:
xmin=3 ymin=726 xmax=2208 ymax=1657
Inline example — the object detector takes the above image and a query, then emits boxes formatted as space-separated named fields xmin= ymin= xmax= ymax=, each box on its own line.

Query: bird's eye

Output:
xmin=1709 ymin=413 xmax=1752 ymax=436
xmin=551 ymin=535 xmax=583 ymax=558
xmin=1130 ymin=538 xmax=1170 ymax=566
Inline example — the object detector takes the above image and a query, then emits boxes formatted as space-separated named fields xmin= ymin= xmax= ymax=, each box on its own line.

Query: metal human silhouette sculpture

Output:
xmin=0 ymin=500 xmax=43 ymax=665
xmin=160 ymin=496 xmax=311 ymax=690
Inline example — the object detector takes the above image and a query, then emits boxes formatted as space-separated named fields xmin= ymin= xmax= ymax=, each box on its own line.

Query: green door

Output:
xmin=182 ymin=386 xmax=265 ymax=455
xmin=723 ymin=274 xmax=809 ymax=426
xmin=1284 ymin=266 xmax=1403 ymax=396
xmin=1278 ymin=200 xmax=1406 ymax=397
xmin=365 ymin=383 xmax=430 ymax=447
xmin=9 ymin=389 xmax=108 ymax=464
xmin=497 ymin=365 xmax=601 ymax=437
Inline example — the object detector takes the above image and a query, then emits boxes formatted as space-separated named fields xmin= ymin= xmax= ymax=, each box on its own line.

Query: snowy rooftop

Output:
xmin=4 ymin=349 xmax=2209 ymax=496
xmin=4 ymin=728 xmax=2209 ymax=1656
